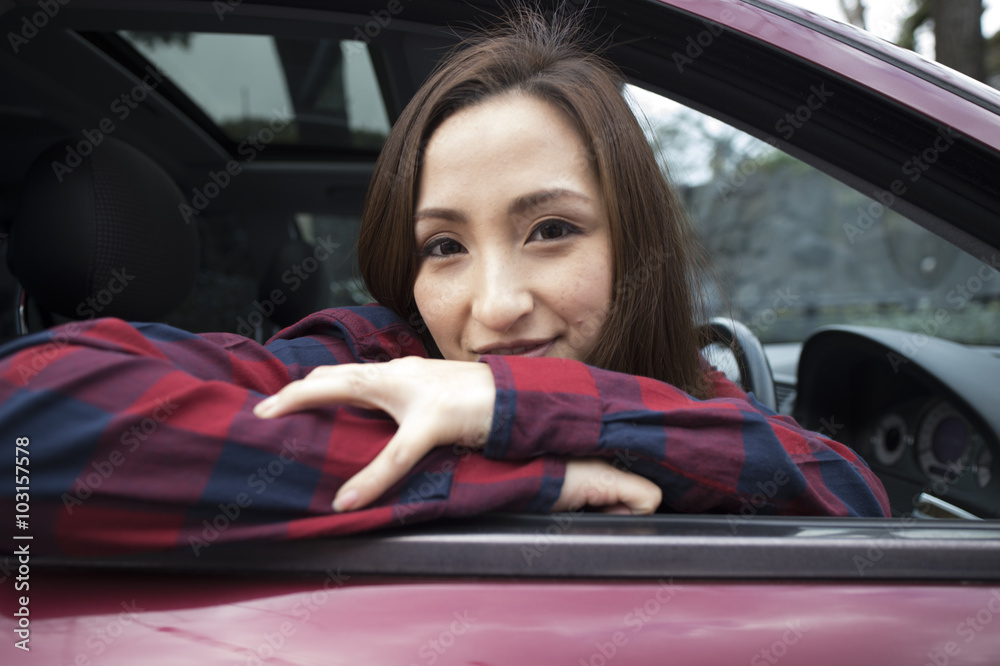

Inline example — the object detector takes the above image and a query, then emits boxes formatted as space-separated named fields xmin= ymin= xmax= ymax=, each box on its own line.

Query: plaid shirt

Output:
xmin=0 ymin=305 xmax=889 ymax=556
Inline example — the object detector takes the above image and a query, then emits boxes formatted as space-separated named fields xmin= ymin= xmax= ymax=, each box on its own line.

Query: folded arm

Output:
xmin=482 ymin=355 xmax=891 ymax=517
xmin=0 ymin=310 xmax=565 ymax=555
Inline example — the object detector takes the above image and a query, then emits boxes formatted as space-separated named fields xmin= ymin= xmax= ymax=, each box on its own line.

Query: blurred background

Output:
xmin=634 ymin=0 xmax=1000 ymax=345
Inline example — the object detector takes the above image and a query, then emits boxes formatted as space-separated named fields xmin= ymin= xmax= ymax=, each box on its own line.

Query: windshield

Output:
xmin=628 ymin=85 xmax=1000 ymax=347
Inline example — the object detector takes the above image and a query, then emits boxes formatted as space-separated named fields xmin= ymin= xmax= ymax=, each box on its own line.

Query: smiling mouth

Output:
xmin=476 ymin=339 xmax=556 ymax=357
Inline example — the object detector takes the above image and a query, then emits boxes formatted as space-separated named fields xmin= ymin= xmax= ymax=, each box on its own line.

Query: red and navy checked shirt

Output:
xmin=0 ymin=305 xmax=890 ymax=556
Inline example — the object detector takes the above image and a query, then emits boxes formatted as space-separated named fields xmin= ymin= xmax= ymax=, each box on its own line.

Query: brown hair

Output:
xmin=358 ymin=5 xmax=711 ymax=398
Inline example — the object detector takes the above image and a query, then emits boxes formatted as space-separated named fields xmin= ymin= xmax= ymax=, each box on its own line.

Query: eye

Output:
xmin=529 ymin=219 xmax=579 ymax=242
xmin=422 ymin=237 xmax=466 ymax=258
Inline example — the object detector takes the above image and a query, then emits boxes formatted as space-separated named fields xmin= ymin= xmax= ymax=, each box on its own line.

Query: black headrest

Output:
xmin=7 ymin=137 xmax=199 ymax=321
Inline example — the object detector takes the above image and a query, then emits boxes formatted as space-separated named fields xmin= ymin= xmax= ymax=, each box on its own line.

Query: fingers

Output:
xmin=251 ymin=358 xmax=498 ymax=514
xmin=603 ymin=463 xmax=662 ymax=515
xmin=254 ymin=365 xmax=381 ymax=418
xmin=553 ymin=459 xmax=662 ymax=515
xmin=333 ymin=417 xmax=436 ymax=512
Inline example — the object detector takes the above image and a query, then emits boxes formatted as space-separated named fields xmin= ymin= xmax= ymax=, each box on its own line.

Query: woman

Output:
xmin=0 ymin=8 xmax=889 ymax=555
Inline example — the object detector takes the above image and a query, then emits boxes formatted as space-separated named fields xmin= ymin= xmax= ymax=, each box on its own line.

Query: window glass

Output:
xmin=121 ymin=32 xmax=391 ymax=150
xmin=626 ymin=85 xmax=1000 ymax=346
xmin=294 ymin=212 xmax=372 ymax=307
xmin=161 ymin=212 xmax=369 ymax=340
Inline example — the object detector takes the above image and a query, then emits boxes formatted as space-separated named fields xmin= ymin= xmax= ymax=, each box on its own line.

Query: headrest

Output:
xmin=7 ymin=137 xmax=199 ymax=321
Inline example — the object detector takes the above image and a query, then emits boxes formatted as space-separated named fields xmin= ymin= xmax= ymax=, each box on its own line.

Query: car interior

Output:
xmin=2 ymin=0 xmax=999 ymax=577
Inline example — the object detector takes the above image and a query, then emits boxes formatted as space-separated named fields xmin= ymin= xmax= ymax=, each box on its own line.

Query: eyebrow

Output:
xmin=413 ymin=189 xmax=593 ymax=224
xmin=509 ymin=188 xmax=593 ymax=217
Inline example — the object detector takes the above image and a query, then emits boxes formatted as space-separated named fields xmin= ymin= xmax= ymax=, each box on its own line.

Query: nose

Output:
xmin=471 ymin=255 xmax=533 ymax=332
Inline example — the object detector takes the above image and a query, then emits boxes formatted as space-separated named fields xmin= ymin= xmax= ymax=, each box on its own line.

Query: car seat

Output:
xmin=6 ymin=137 xmax=199 ymax=333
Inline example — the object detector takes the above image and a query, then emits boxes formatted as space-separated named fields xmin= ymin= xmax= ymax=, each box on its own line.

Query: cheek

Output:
xmin=555 ymin=250 xmax=613 ymax=336
xmin=413 ymin=270 xmax=461 ymax=354
xmin=412 ymin=271 xmax=442 ymax=328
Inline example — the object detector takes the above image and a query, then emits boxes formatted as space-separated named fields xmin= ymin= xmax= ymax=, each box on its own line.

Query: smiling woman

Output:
xmin=0 ymin=4 xmax=889 ymax=556
xmin=412 ymin=94 xmax=614 ymax=364
xmin=256 ymin=7 xmax=890 ymax=517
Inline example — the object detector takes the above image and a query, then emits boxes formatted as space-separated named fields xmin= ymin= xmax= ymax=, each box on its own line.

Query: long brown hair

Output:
xmin=358 ymin=5 xmax=710 ymax=398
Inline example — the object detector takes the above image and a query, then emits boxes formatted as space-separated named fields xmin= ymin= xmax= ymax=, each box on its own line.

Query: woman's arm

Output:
xmin=262 ymin=347 xmax=889 ymax=518
xmin=482 ymin=355 xmax=891 ymax=518
xmin=0 ymin=310 xmax=570 ymax=555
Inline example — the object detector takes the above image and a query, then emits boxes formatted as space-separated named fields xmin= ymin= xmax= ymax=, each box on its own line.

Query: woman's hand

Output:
xmin=254 ymin=357 xmax=660 ymax=516
xmin=555 ymin=459 xmax=662 ymax=514
xmin=254 ymin=357 xmax=496 ymax=512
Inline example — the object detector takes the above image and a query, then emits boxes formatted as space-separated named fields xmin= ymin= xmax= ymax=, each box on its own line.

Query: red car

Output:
xmin=2 ymin=0 xmax=999 ymax=664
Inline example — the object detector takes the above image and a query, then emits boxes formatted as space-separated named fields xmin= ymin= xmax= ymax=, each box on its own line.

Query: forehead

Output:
xmin=418 ymin=94 xmax=598 ymax=200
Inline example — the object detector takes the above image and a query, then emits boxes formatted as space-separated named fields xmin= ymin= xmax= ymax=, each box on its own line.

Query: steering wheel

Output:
xmin=700 ymin=317 xmax=778 ymax=411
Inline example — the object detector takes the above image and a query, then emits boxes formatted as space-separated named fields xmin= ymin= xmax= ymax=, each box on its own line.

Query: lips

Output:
xmin=475 ymin=338 xmax=556 ymax=357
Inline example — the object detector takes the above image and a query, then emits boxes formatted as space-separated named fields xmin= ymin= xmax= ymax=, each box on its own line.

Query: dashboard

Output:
xmin=792 ymin=327 xmax=1000 ymax=519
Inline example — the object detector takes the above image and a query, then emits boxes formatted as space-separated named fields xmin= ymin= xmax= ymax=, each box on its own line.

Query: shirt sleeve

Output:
xmin=481 ymin=355 xmax=891 ymax=518
xmin=0 ymin=309 xmax=564 ymax=556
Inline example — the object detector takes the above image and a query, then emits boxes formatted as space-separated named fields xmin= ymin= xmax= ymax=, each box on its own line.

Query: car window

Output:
xmin=121 ymin=32 xmax=392 ymax=150
xmin=626 ymin=85 xmax=1000 ymax=347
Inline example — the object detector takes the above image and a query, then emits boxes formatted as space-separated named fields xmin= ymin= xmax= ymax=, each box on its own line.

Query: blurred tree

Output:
xmin=892 ymin=0 xmax=995 ymax=84
xmin=838 ymin=0 xmax=867 ymax=29
xmin=932 ymin=0 xmax=986 ymax=80
xmin=988 ymin=24 xmax=1000 ymax=84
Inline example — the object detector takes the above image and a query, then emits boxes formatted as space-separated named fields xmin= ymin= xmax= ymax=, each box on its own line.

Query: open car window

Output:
xmin=627 ymin=84 xmax=1000 ymax=350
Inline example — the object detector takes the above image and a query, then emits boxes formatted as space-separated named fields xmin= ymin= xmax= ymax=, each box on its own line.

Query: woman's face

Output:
xmin=413 ymin=94 xmax=613 ymax=362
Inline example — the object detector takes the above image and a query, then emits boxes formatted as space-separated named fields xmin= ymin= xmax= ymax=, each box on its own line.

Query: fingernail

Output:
xmin=254 ymin=395 xmax=278 ymax=417
xmin=333 ymin=488 xmax=359 ymax=513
